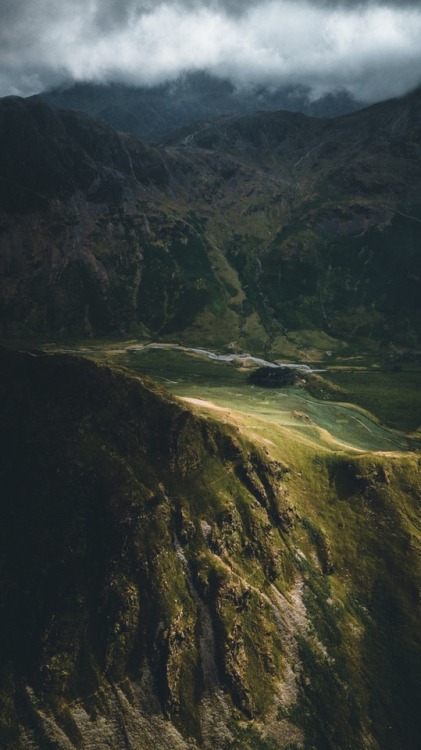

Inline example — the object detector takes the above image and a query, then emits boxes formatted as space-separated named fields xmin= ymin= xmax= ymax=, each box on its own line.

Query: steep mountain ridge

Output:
xmin=0 ymin=349 xmax=420 ymax=749
xmin=0 ymin=89 xmax=420 ymax=352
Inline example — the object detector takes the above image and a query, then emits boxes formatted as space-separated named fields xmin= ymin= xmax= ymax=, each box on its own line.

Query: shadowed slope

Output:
xmin=1 ymin=89 xmax=421 ymax=353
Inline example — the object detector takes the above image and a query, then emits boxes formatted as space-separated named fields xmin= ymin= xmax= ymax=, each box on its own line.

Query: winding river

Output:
xmin=129 ymin=342 xmax=325 ymax=372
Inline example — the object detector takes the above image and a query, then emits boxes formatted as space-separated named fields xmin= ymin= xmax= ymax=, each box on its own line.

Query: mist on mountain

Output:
xmin=1 ymin=1 xmax=421 ymax=103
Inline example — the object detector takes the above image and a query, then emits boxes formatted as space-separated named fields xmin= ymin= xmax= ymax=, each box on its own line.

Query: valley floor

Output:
xmin=46 ymin=338 xmax=420 ymax=454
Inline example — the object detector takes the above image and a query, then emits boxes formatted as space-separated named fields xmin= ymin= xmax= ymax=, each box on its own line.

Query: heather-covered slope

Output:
xmin=0 ymin=88 xmax=420 ymax=353
xmin=0 ymin=349 xmax=420 ymax=749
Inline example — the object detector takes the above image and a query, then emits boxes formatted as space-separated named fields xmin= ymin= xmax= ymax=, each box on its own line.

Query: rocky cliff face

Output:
xmin=1 ymin=90 xmax=421 ymax=352
xmin=0 ymin=349 xmax=420 ymax=749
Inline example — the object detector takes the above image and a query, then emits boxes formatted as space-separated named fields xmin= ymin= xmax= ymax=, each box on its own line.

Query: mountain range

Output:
xmin=1 ymin=86 xmax=420 ymax=358
xmin=37 ymin=74 xmax=363 ymax=143
xmin=0 ymin=82 xmax=420 ymax=750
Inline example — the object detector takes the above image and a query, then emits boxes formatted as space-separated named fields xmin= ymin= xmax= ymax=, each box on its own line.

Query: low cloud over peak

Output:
xmin=1 ymin=1 xmax=421 ymax=102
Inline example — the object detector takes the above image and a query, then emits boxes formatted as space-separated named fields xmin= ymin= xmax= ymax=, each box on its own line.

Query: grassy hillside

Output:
xmin=0 ymin=349 xmax=419 ymax=749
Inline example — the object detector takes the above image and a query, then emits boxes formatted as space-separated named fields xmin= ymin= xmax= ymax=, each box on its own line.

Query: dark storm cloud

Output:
xmin=0 ymin=1 xmax=420 ymax=101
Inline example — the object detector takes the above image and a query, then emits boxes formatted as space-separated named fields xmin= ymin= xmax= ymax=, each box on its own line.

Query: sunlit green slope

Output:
xmin=0 ymin=349 xmax=419 ymax=750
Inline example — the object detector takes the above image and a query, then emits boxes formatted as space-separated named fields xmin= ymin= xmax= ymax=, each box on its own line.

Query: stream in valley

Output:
xmin=124 ymin=343 xmax=413 ymax=453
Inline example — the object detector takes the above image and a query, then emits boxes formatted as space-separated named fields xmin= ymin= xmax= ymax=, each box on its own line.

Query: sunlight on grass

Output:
xmin=39 ymin=339 xmax=419 ymax=453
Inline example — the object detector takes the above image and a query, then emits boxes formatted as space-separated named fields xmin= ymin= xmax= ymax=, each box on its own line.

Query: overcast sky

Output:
xmin=1 ymin=0 xmax=420 ymax=102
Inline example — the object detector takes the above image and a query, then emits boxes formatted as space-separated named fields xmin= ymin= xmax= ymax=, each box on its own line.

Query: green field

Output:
xmin=68 ymin=342 xmax=420 ymax=454
xmin=327 ymin=368 xmax=421 ymax=434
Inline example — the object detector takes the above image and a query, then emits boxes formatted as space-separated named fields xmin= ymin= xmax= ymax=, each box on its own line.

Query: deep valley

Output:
xmin=0 ymin=81 xmax=420 ymax=750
